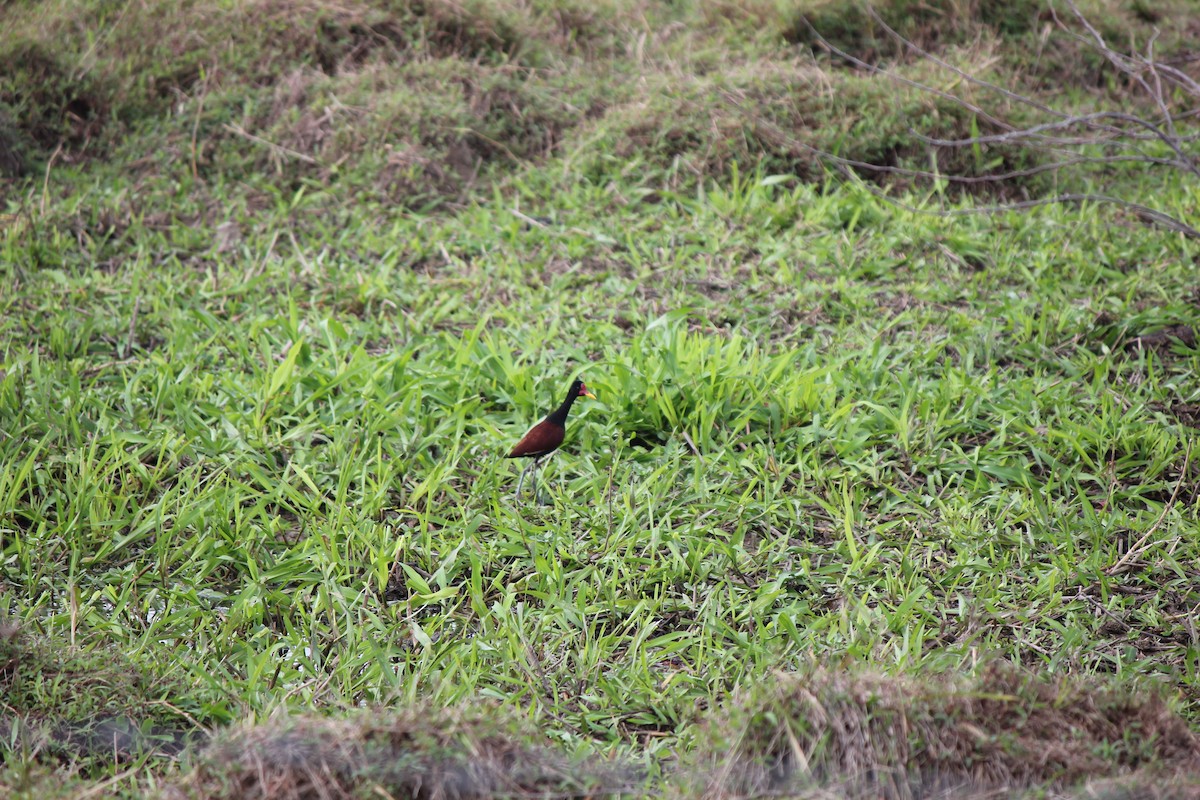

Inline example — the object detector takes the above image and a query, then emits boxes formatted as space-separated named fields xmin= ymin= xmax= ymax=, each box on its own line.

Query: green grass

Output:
xmin=4 ymin=167 xmax=1200 ymax=795
xmin=2 ymin=0 xmax=1200 ymax=797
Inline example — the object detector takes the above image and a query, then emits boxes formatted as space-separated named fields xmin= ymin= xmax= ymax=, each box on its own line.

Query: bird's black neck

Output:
xmin=546 ymin=387 xmax=579 ymax=426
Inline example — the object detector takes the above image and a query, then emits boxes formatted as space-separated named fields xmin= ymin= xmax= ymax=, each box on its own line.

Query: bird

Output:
xmin=506 ymin=378 xmax=595 ymax=498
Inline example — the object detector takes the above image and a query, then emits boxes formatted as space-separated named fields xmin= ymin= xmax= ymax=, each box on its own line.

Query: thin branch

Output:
xmin=1147 ymin=60 xmax=1200 ymax=96
xmin=795 ymin=15 xmax=1014 ymax=133
xmin=742 ymin=99 xmax=1191 ymax=188
xmin=790 ymin=1 xmax=1200 ymax=238
xmin=39 ymin=143 xmax=63 ymax=216
xmin=1055 ymin=0 xmax=1191 ymax=153
xmin=861 ymin=4 xmax=1199 ymax=171
xmin=819 ymin=150 xmax=1185 ymax=184
xmin=222 ymin=123 xmax=318 ymax=164
xmin=1142 ymin=31 xmax=1178 ymax=143
xmin=863 ymin=6 xmax=1069 ymax=121
xmin=806 ymin=7 xmax=1197 ymax=174
xmin=827 ymin=164 xmax=1200 ymax=239
xmin=914 ymin=111 xmax=1200 ymax=178
xmin=1106 ymin=441 xmax=1192 ymax=575
xmin=122 ymin=295 xmax=140 ymax=360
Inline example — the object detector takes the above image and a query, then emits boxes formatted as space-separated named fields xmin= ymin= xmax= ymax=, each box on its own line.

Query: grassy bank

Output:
xmin=2 ymin=0 xmax=1199 ymax=797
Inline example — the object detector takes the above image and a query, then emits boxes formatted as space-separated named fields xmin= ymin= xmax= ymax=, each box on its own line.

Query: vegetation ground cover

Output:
xmin=1 ymin=0 xmax=1199 ymax=797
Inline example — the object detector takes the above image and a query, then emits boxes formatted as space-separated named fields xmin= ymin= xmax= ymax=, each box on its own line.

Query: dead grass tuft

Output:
xmin=178 ymin=705 xmax=635 ymax=800
xmin=588 ymin=55 xmax=1043 ymax=195
xmin=688 ymin=661 xmax=1200 ymax=800
xmin=3 ymin=0 xmax=1197 ymax=208
xmin=785 ymin=0 xmax=1061 ymax=64
xmin=785 ymin=0 xmax=1200 ymax=107
xmin=408 ymin=0 xmax=528 ymax=63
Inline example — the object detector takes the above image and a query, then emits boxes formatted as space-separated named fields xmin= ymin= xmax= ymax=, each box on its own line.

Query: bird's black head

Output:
xmin=571 ymin=378 xmax=596 ymax=399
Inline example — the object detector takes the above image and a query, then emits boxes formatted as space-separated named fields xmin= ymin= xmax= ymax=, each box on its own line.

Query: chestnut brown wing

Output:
xmin=506 ymin=418 xmax=566 ymax=458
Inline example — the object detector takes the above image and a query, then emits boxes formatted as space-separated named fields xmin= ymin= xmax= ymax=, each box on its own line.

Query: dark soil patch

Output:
xmin=1089 ymin=312 xmax=1199 ymax=358
xmin=1126 ymin=324 xmax=1197 ymax=355
xmin=0 ymin=39 xmax=110 ymax=157
xmin=0 ymin=624 xmax=204 ymax=770
xmin=1153 ymin=402 xmax=1200 ymax=428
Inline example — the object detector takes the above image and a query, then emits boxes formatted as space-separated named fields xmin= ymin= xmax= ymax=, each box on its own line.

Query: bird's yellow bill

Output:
xmin=583 ymin=390 xmax=596 ymax=398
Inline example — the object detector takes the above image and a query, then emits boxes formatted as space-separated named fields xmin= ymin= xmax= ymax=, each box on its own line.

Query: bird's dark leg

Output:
xmin=534 ymin=458 xmax=548 ymax=505
xmin=515 ymin=456 xmax=542 ymax=498
xmin=515 ymin=460 xmax=530 ymax=498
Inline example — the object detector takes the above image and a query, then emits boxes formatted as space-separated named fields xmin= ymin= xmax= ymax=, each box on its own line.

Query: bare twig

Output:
xmin=602 ymin=436 xmax=619 ymax=554
xmin=190 ymin=63 xmax=214 ymax=180
xmin=914 ymin=111 xmax=1200 ymax=179
xmin=830 ymin=172 xmax=1200 ymax=239
xmin=794 ymin=1 xmax=1200 ymax=238
xmin=782 ymin=128 xmax=1184 ymax=183
xmin=222 ymin=123 xmax=318 ymax=164
xmin=39 ymin=143 xmax=62 ymax=216
xmin=862 ymin=7 xmax=1067 ymax=122
xmin=80 ymin=358 xmax=138 ymax=377
xmin=1106 ymin=441 xmax=1192 ymax=575
xmin=122 ymin=295 xmax=140 ymax=360
xmin=797 ymin=16 xmax=1013 ymax=132
xmin=724 ymin=98 xmax=1200 ymax=238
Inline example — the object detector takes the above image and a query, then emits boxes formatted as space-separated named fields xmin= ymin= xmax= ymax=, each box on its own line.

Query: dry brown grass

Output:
xmin=171 ymin=705 xmax=637 ymax=800
xmin=7 ymin=624 xmax=1200 ymax=799
xmin=686 ymin=662 xmax=1200 ymax=800
xmin=5 ymin=0 xmax=1195 ymax=210
xmin=162 ymin=662 xmax=1200 ymax=800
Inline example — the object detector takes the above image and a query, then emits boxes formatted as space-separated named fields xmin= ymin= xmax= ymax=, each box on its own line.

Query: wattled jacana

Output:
xmin=507 ymin=378 xmax=595 ymax=498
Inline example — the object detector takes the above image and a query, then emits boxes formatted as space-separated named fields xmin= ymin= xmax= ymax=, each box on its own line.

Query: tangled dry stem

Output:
xmin=797 ymin=0 xmax=1200 ymax=239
